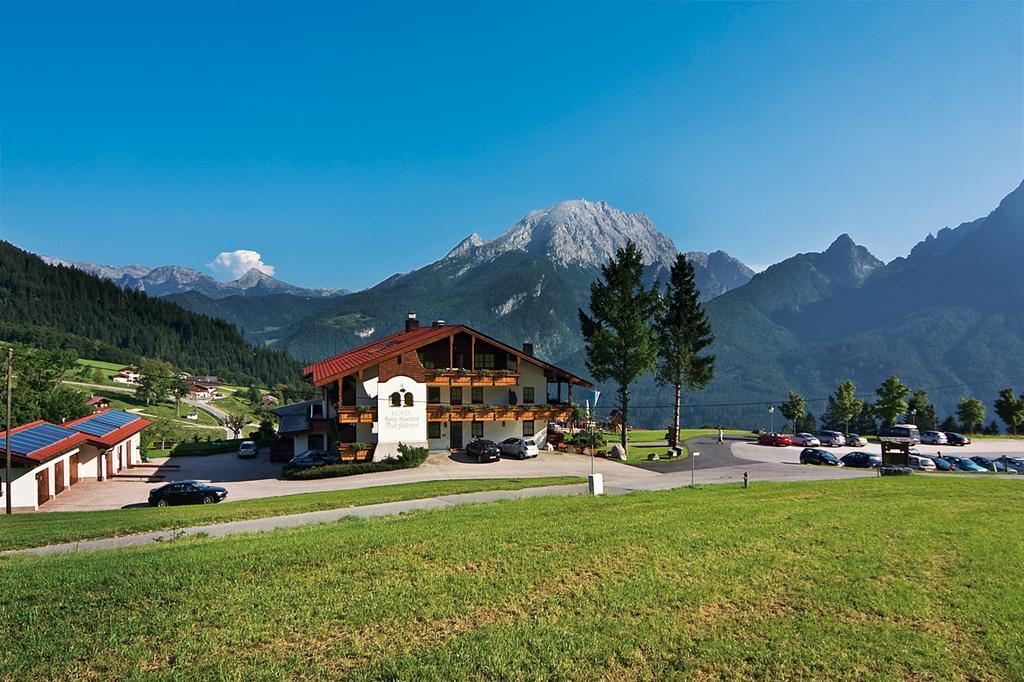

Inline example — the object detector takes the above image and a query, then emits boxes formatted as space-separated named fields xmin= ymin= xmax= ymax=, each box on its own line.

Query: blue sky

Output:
xmin=1 ymin=1 xmax=1021 ymax=288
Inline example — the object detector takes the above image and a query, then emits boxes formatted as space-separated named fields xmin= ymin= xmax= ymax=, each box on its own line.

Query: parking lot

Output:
xmin=39 ymin=436 xmax=1024 ymax=512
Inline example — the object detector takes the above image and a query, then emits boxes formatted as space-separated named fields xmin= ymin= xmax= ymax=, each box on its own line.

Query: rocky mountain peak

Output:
xmin=449 ymin=198 xmax=678 ymax=269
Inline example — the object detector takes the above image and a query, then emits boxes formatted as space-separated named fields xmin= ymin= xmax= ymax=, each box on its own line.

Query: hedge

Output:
xmin=282 ymin=443 xmax=429 ymax=480
xmin=171 ymin=439 xmax=257 ymax=457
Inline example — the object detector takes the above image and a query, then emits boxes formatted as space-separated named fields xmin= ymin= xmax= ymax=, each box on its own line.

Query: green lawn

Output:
xmin=603 ymin=428 xmax=749 ymax=464
xmin=88 ymin=388 xmax=221 ymax=427
xmin=0 ymin=477 xmax=584 ymax=551
xmin=0 ymin=477 xmax=1020 ymax=679
xmin=211 ymin=394 xmax=256 ymax=420
xmin=68 ymin=358 xmax=126 ymax=386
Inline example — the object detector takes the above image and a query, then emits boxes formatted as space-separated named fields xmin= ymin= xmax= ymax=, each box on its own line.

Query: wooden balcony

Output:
xmin=426 ymin=404 xmax=572 ymax=422
xmin=338 ymin=442 xmax=375 ymax=462
xmin=336 ymin=405 xmax=377 ymax=423
xmin=426 ymin=370 xmax=520 ymax=387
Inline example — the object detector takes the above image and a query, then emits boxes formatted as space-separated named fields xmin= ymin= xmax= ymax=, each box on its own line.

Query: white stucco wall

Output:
xmin=0 ymin=447 xmax=80 ymax=511
xmin=375 ymin=375 xmax=428 ymax=460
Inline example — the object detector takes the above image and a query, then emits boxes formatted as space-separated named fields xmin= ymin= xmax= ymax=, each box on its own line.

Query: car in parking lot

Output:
xmin=466 ymin=439 xmax=500 ymax=463
xmin=908 ymin=454 xmax=937 ymax=471
xmin=497 ymin=437 xmax=539 ymax=460
xmin=943 ymin=455 xmax=986 ymax=472
xmin=287 ymin=450 xmax=339 ymax=469
xmin=758 ymin=432 xmax=792 ymax=447
xmin=800 ymin=448 xmax=843 ymax=466
xmin=930 ymin=455 xmax=954 ymax=471
xmin=1006 ymin=457 xmax=1024 ymax=473
xmin=945 ymin=432 xmax=972 ymax=446
xmin=149 ymin=480 xmax=228 ymax=507
xmin=816 ymin=431 xmax=846 ymax=447
xmin=844 ymin=433 xmax=868 ymax=447
xmin=791 ymin=433 xmax=820 ymax=447
xmin=970 ymin=456 xmax=1017 ymax=473
xmin=238 ymin=440 xmax=258 ymax=458
xmin=840 ymin=451 xmax=882 ymax=468
xmin=921 ymin=431 xmax=947 ymax=445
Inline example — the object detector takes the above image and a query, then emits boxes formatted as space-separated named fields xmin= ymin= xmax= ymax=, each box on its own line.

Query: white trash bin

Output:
xmin=588 ymin=473 xmax=604 ymax=496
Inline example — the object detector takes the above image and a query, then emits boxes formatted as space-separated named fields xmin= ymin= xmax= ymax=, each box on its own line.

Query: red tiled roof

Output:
xmin=0 ymin=420 xmax=89 ymax=464
xmin=303 ymin=324 xmax=592 ymax=387
xmin=304 ymin=325 xmax=456 ymax=384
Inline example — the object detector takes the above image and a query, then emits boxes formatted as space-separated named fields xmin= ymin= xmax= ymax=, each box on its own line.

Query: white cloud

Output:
xmin=208 ymin=249 xmax=276 ymax=278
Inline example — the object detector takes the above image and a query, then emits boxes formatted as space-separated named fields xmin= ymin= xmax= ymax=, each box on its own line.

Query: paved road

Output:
xmin=182 ymin=398 xmax=234 ymax=438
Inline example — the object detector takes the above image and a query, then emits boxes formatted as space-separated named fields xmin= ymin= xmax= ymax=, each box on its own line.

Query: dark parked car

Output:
xmin=945 ymin=432 xmax=972 ymax=446
xmin=758 ymin=433 xmax=792 ymax=447
xmin=800 ymin=448 xmax=844 ymax=466
xmin=466 ymin=439 xmax=500 ymax=463
xmin=149 ymin=480 xmax=227 ymax=507
xmin=971 ymin=456 xmax=1015 ymax=473
xmin=287 ymin=450 xmax=338 ymax=468
xmin=840 ymin=451 xmax=883 ymax=468
xmin=1005 ymin=457 xmax=1024 ymax=473
xmin=930 ymin=455 xmax=954 ymax=471
xmin=943 ymin=455 xmax=986 ymax=472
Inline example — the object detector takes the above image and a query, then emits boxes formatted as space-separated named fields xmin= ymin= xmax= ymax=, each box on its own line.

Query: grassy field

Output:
xmin=69 ymin=358 xmax=126 ymax=386
xmin=210 ymin=394 xmax=256 ymax=420
xmin=1 ymin=476 xmax=1020 ymax=679
xmin=0 ymin=477 xmax=584 ymax=551
xmin=603 ymin=428 xmax=749 ymax=464
xmin=87 ymin=388 xmax=222 ymax=428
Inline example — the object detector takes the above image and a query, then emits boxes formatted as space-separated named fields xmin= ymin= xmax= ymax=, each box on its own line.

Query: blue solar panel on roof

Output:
xmin=0 ymin=422 xmax=78 ymax=455
xmin=72 ymin=420 xmax=118 ymax=437
xmin=66 ymin=410 xmax=141 ymax=438
xmin=94 ymin=410 xmax=138 ymax=428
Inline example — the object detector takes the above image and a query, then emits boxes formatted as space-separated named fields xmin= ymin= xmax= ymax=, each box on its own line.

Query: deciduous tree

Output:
xmin=579 ymin=242 xmax=661 ymax=451
xmin=993 ymin=388 xmax=1024 ymax=435
xmin=779 ymin=391 xmax=805 ymax=434
xmin=873 ymin=376 xmax=910 ymax=427
xmin=828 ymin=380 xmax=863 ymax=434
xmin=654 ymin=253 xmax=715 ymax=447
xmin=956 ymin=397 xmax=986 ymax=434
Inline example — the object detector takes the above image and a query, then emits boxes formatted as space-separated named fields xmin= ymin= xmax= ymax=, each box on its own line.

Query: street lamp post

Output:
xmin=769 ymin=406 xmax=775 ymax=434
xmin=5 ymin=347 xmax=12 ymax=516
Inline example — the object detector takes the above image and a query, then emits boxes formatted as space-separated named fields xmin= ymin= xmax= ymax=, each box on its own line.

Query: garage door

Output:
xmin=54 ymin=460 xmax=65 ymax=495
xmin=36 ymin=469 xmax=49 ymax=507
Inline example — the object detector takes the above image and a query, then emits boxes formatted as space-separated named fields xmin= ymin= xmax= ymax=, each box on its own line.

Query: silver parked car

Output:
xmin=238 ymin=440 xmax=258 ymax=458
xmin=816 ymin=430 xmax=846 ymax=447
xmin=920 ymin=430 xmax=948 ymax=445
xmin=498 ymin=437 xmax=539 ymax=460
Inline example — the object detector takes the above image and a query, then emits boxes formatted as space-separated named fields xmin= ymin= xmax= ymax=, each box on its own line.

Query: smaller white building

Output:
xmin=0 ymin=410 xmax=150 ymax=512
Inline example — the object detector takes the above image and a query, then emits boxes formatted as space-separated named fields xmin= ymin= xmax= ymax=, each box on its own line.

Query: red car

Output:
xmin=758 ymin=433 xmax=792 ymax=447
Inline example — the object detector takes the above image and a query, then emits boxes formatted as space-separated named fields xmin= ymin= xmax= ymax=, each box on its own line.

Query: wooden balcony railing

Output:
xmin=336 ymin=405 xmax=377 ymax=423
xmin=338 ymin=442 xmax=375 ymax=462
xmin=426 ymin=370 xmax=520 ymax=387
xmin=426 ymin=404 xmax=572 ymax=422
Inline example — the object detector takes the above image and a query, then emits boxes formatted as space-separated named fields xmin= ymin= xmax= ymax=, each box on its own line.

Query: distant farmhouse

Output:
xmin=0 ymin=409 xmax=149 ymax=511
xmin=291 ymin=313 xmax=590 ymax=462
xmin=111 ymin=365 xmax=140 ymax=384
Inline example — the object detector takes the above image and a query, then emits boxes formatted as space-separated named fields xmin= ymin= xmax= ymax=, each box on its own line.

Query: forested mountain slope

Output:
xmin=0 ymin=242 xmax=302 ymax=386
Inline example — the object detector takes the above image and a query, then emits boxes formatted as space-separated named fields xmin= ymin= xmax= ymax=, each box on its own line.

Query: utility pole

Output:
xmin=5 ymin=347 xmax=13 ymax=515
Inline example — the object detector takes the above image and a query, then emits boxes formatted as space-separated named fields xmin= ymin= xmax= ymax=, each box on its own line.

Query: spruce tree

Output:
xmin=654 ymin=254 xmax=715 ymax=447
xmin=579 ymin=242 xmax=661 ymax=452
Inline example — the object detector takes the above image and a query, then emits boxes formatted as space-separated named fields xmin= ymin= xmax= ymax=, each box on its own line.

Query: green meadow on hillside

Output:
xmin=0 ymin=477 xmax=1021 ymax=679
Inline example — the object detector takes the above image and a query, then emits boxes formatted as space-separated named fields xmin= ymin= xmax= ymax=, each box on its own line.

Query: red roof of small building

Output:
xmin=303 ymin=323 xmax=592 ymax=387
xmin=0 ymin=420 xmax=89 ymax=465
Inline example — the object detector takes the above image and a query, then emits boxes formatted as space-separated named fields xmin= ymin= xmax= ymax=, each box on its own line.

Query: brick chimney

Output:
xmin=522 ymin=341 xmax=534 ymax=356
xmin=405 ymin=311 xmax=419 ymax=332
